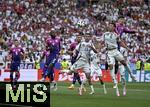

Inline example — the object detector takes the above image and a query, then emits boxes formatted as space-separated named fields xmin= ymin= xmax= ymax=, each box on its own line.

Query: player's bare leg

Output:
xmin=85 ymin=73 xmax=94 ymax=95
xmin=109 ymin=64 xmax=118 ymax=88
xmin=49 ymin=64 xmax=57 ymax=91
xmin=119 ymin=65 xmax=126 ymax=96
xmin=98 ymin=76 xmax=107 ymax=94
xmin=120 ymin=60 xmax=136 ymax=81
xmin=77 ymin=72 xmax=86 ymax=95
xmin=13 ymin=71 xmax=20 ymax=89
xmin=78 ymin=72 xmax=90 ymax=95
xmin=67 ymin=68 xmax=85 ymax=95
xmin=10 ymin=71 xmax=14 ymax=89
xmin=10 ymin=70 xmax=20 ymax=90
xmin=109 ymin=64 xmax=120 ymax=96
xmin=122 ymin=76 xmax=126 ymax=96
xmin=40 ymin=65 xmax=48 ymax=82
xmin=68 ymin=72 xmax=82 ymax=90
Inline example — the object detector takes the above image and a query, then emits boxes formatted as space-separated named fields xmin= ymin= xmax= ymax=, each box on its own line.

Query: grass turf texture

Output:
xmin=51 ymin=82 xmax=150 ymax=107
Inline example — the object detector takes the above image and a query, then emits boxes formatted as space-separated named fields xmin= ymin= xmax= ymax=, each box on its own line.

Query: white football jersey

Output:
xmin=75 ymin=41 xmax=95 ymax=61
xmin=90 ymin=51 xmax=100 ymax=64
xmin=103 ymin=32 xmax=119 ymax=49
xmin=120 ymin=47 xmax=128 ymax=57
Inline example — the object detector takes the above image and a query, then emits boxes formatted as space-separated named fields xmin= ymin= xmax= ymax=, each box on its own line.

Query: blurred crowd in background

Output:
xmin=0 ymin=0 xmax=149 ymax=68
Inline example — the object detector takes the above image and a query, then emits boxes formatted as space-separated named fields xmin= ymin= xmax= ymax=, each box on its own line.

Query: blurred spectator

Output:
xmin=0 ymin=0 xmax=149 ymax=65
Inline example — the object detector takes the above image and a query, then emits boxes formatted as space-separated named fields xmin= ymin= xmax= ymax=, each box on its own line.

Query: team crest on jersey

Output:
xmin=81 ymin=43 xmax=85 ymax=47
xmin=55 ymin=39 xmax=58 ymax=43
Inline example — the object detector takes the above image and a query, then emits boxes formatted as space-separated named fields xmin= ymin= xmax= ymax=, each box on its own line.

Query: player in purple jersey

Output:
xmin=41 ymin=31 xmax=61 ymax=90
xmin=9 ymin=40 xmax=24 ymax=89
xmin=39 ymin=46 xmax=50 ymax=80
xmin=115 ymin=18 xmax=136 ymax=38
xmin=114 ymin=19 xmax=137 ymax=81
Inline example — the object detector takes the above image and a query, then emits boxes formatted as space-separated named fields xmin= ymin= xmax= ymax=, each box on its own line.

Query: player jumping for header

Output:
xmin=101 ymin=22 xmax=135 ymax=96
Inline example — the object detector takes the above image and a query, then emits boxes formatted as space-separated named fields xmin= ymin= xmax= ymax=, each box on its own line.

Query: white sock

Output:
xmin=121 ymin=76 xmax=126 ymax=86
xmin=90 ymin=85 xmax=94 ymax=92
xmin=125 ymin=63 xmax=133 ymax=77
xmin=80 ymin=82 xmax=84 ymax=89
xmin=116 ymin=85 xmax=120 ymax=95
xmin=80 ymin=79 xmax=86 ymax=89
xmin=110 ymin=67 xmax=118 ymax=84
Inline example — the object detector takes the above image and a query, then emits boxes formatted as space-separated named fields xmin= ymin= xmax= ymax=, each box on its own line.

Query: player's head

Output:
xmin=76 ymin=33 xmax=83 ymax=43
xmin=118 ymin=18 xmax=125 ymax=25
xmin=76 ymin=35 xmax=82 ymax=43
xmin=50 ymin=31 xmax=56 ymax=39
xmin=107 ymin=22 xmax=115 ymax=32
xmin=45 ymin=46 xmax=49 ymax=51
xmin=84 ymin=33 xmax=91 ymax=42
xmin=14 ymin=39 xmax=19 ymax=47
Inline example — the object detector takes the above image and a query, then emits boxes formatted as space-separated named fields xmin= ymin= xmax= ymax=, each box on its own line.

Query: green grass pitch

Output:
xmin=51 ymin=82 xmax=150 ymax=107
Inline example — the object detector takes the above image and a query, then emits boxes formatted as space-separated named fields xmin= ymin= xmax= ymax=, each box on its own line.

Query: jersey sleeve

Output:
xmin=46 ymin=38 xmax=50 ymax=46
xmin=75 ymin=43 xmax=80 ymax=52
xmin=101 ymin=33 xmax=105 ymax=42
xmin=115 ymin=33 xmax=121 ymax=42
xmin=58 ymin=38 xmax=61 ymax=52
xmin=42 ymin=51 xmax=45 ymax=57
xmin=123 ymin=49 xmax=128 ymax=57
xmin=9 ymin=48 xmax=13 ymax=54
xmin=91 ymin=42 xmax=96 ymax=50
xmin=123 ymin=27 xmax=135 ymax=33
xmin=21 ymin=48 xmax=24 ymax=54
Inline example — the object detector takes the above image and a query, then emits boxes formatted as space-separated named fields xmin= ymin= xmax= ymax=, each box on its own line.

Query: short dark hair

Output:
xmin=109 ymin=22 xmax=116 ymax=27
xmin=14 ymin=39 xmax=18 ymax=42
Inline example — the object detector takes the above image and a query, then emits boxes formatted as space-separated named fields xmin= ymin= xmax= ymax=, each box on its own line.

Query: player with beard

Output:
xmin=101 ymin=23 xmax=135 ymax=96
xmin=68 ymin=33 xmax=97 ymax=95
xmin=114 ymin=18 xmax=137 ymax=81
xmin=40 ymin=31 xmax=61 ymax=91
xmin=68 ymin=34 xmax=86 ymax=92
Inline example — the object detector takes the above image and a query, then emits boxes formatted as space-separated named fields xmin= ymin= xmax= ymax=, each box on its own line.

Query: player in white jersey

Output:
xmin=101 ymin=22 xmax=135 ymax=96
xmin=118 ymin=47 xmax=128 ymax=96
xmin=90 ymin=51 xmax=107 ymax=94
xmin=69 ymin=33 xmax=97 ymax=95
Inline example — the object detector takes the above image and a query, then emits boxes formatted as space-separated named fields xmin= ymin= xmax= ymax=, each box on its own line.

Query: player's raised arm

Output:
xmin=123 ymin=26 xmax=137 ymax=34
xmin=89 ymin=43 xmax=98 ymax=53
xmin=98 ymin=33 xmax=106 ymax=52
xmin=39 ymin=52 xmax=45 ymax=63
xmin=20 ymin=48 xmax=25 ymax=61
xmin=7 ymin=48 xmax=12 ymax=61
xmin=72 ymin=44 xmax=80 ymax=57
xmin=58 ymin=37 xmax=62 ymax=53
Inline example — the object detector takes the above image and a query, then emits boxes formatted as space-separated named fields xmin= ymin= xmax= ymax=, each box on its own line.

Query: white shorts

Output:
xmin=90 ymin=64 xmax=102 ymax=76
xmin=107 ymin=49 xmax=124 ymax=65
xmin=70 ymin=58 xmax=91 ymax=73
